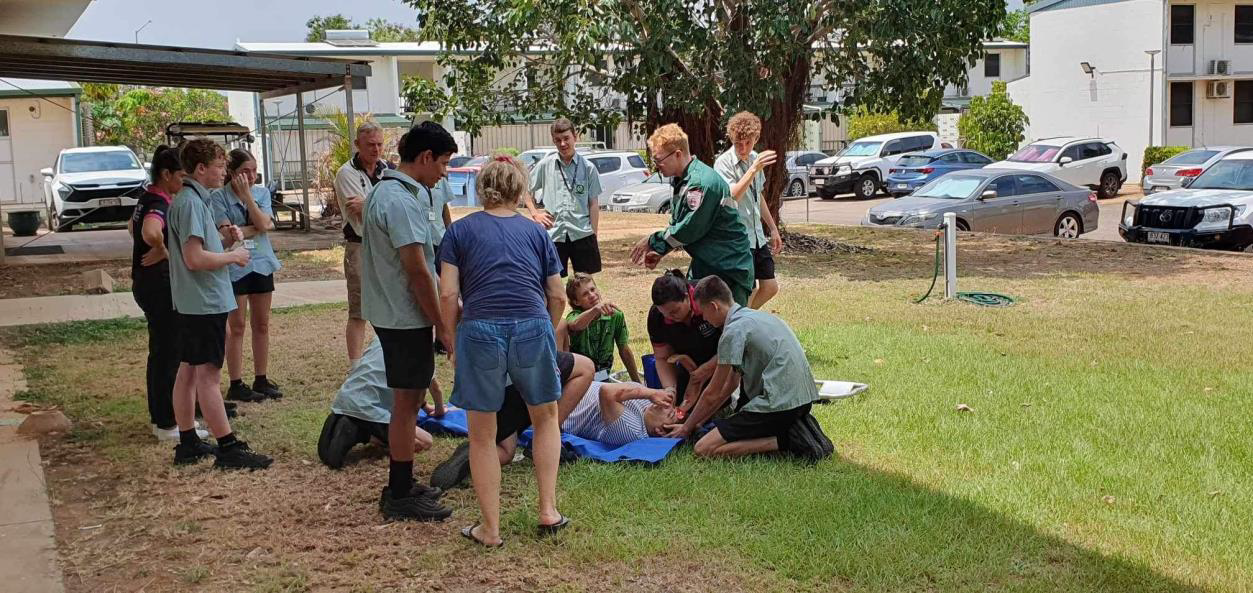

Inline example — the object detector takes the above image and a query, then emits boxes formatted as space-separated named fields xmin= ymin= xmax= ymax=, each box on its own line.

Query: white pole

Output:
xmin=944 ymin=212 xmax=957 ymax=299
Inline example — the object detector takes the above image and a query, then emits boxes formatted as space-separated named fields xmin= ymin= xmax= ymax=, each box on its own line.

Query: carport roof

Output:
xmin=0 ymin=34 xmax=370 ymax=99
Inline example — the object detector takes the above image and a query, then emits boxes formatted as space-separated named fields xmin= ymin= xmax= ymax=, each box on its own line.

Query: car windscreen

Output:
xmin=62 ymin=151 xmax=141 ymax=174
xmin=897 ymin=155 xmax=935 ymax=167
xmin=913 ymin=175 xmax=984 ymax=199
xmin=1007 ymin=145 xmax=1061 ymax=163
xmin=644 ymin=173 xmax=667 ymax=184
xmin=842 ymin=141 xmax=882 ymax=157
xmin=1189 ymin=159 xmax=1253 ymax=190
xmin=1162 ymin=150 xmax=1219 ymax=166
xmin=449 ymin=156 xmax=472 ymax=168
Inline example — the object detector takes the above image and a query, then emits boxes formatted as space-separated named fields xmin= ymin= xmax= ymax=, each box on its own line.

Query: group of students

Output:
xmin=129 ymin=140 xmax=283 ymax=470
xmin=129 ymin=110 xmax=829 ymax=547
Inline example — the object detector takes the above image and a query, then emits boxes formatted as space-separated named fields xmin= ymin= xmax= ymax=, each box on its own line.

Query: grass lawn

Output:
xmin=4 ymin=222 xmax=1252 ymax=592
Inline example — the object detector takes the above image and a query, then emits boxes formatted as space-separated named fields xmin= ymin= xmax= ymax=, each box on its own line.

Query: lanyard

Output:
xmin=556 ymin=157 xmax=580 ymax=194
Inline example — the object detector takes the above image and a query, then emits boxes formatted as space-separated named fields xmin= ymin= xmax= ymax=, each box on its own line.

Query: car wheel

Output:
xmin=788 ymin=179 xmax=805 ymax=198
xmin=1097 ymin=171 xmax=1120 ymax=199
xmin=1054 ymin=213 xmax=1082 ymax=239
xmin=853 ymin=175 xmax=878 ymax=200
xmin=955 ymin=219 xmax=971 ymax=232
xmin=54 ymin=211 xmax=74 ymax=233
xmin=658 ymin=202 xmax=670 ymax=215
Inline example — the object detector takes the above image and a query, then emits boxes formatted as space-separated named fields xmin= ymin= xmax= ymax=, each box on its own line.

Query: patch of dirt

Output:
xmin=781 ymin=229 xmax=875 ymax=255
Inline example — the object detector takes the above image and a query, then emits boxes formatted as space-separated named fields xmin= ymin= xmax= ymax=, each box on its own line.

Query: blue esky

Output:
xmin=69 ymin=0 xmax=1025 ymax=49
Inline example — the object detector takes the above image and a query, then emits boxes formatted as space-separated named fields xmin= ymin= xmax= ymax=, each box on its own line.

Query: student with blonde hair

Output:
xmin=438 ymin=154 xmax=569 ymax=547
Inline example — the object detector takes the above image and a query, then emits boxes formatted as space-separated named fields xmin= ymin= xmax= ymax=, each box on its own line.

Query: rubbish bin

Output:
xmin=7 ymin=211 xmax=42 ymax=237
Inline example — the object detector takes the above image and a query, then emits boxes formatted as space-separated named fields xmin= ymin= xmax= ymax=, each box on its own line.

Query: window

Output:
xmin=882 ymin=139 xmax=906 ymax=156
xmin=984 ymin=53 xmax=1001 ymax=78
xmin=1171 ymin=5 xmax=1195 ymax=44
xmin=1237 ymin=6 xmax=1253 ymax=44
xmin=1170 ymin=81 xmax=1194 ymax=127
xmin=960 ymin=152 xmax=992 ymax=165
xmin=938 ymin=153 xmax=963 ymax=164
xmin=627 ymin=155 xmax=646 ymax=169
xmin=988 ymin=176 xmax=1017 ymax=197
xmin=1015 ymin=175 xmax=1060 ymax=194
xmin=591 ymin=157 xmax=621 ymax=173
xmin=1236 ymin=81 xmax=1253 ymax=123
xmin=1079 ymin=143 xmax=1109 ymax=159
xmin=911 ymin=136 xmax=936 ymax=151
xmin=0 ymin=109 xmax=8 ymax=137
xmin=1060 ymin=145 xmax=1084 ymax=162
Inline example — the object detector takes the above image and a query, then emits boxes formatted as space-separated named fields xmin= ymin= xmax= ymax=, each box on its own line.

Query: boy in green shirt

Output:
xmin=557 ymin=273 xmax=642 ymax=382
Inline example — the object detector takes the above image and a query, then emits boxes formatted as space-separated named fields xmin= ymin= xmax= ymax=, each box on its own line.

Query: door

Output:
xmin=969 ymin=175 xmax=1021 ymax=233
xmin=0 ymin=108 xmax=15 ymax=205
xmin=1057 ymin=142 xmax=1104 ymax=186
xmin=1014 ymin=174 xmax=1064 ymax=235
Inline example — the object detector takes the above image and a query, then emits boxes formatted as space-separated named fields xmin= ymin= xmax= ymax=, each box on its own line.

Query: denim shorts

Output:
xmin=450 ymin=318 xmax=561 ymax=412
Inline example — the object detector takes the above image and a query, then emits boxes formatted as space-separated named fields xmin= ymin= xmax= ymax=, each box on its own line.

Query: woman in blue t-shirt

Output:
xmin=212 ymin=149 xmax=283 ymax=403
xmin=438 ymin=155 xmax=569 ymax=547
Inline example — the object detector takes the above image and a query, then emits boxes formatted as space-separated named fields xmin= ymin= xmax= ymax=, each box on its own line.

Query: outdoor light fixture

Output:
xmin=1080 ymin=62 xmax=1095 ymax=77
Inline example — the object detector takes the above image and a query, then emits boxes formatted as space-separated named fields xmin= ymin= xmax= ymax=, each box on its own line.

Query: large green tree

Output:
xmin=409 ymin=0 xmax=1005 ymax=221
xmin=81 ymin=84 xmax=229 ymax=157
xmin=957 ymin=81 xmax=1028 ymax=160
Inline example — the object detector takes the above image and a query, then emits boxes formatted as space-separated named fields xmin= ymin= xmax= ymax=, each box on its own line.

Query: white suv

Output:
xmin=808 ymin=132 xmax=941 ymax=200
xmin=41 ymin=146 xmax=148 ymax=232
xmin=1119 ymin=151 xmax=1253 ymax=251
xmin=986 ymin=137 xmax=1127 ymax=199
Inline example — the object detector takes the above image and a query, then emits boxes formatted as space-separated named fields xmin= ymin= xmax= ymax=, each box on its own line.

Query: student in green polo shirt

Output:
xmin=664 ymin=276 xmax=825 ymax=460
xmin=629 ymin=124 xmax=754 ymax=306
xmin=522 ymin=117 xmax=603 ymax=277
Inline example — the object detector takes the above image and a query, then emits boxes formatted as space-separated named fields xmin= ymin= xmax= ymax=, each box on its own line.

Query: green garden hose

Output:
xmin=914 ymin=232 xmax=1016 ymax=307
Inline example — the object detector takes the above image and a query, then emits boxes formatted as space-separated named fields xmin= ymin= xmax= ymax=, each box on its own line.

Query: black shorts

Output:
xmin=232 ymin=272 xmax=275 ymax=295
xmin=555 ymin=234 xmax=602 ymax=277
xmin=752 ymin=246 xmax=776 ymax=280
xmin=496 ymin=351 xmax=575 ymax=443
xmin=714 ymin=403 xmax=811 ymax=449
xmin=373 ymin=326 xmax=435 ymax=390
xmin=178 ymin=312 xmax=228 ymax=367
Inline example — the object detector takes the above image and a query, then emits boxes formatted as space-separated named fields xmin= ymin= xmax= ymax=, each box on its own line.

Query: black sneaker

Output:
xmin=226 ymin=383 xmax=266 ymax=403
xmin=252 ymin=378 xmax=283 ymax=400
xmin=197 ymin=402 xmax=238 ymax=419
xmin=213 ymin=440 xmax=273 ymax=471
xmin=317 ymin=414 xmax=361 ymax=470
xmin=173 ymin=441 xmax=216 ymax=465
xmin=379 ymin=487 xmax=452 ymax=522
xmin=430 ymin=442 xmax=471 ymax=490
xmin=410 ymin=483 xmax=444 ymax=500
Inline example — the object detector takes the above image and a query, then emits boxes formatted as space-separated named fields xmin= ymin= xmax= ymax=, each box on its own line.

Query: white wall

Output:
xmin=944 ymin=49 xmax=1030 ymax=97
xmin=0 ymin=96 xmax=77 ymax=208
xmin=1164 ymin=0 xmax=1253 ymax=147
xmin=1026 ymin=0 xmax=1165 ymax=180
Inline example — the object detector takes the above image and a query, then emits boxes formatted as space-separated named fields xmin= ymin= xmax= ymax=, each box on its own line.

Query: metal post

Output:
xmin=343 ymin=74 xmax=356 ymax=147
xmin=295 ymin=92 xmax=311 ymax=232
xmin=1145 ymin=50 xmax=1160 ymax=147
xmin=256 ymin=94 xmax=269 ymax=185
xmin=943 ymin=212 xmax=957 ymax=299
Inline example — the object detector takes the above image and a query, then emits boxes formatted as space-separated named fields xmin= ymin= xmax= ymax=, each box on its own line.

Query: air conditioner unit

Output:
xmin=1208 ymin=60 xmax=1231 ymax=76
xmin=1207 ymin=80 xmax=1231 ymax=99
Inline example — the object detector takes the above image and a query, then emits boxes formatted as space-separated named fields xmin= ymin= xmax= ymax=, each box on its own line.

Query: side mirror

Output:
xmin=40 ymin=167 xmax=53 ymax=177
xmin=979 ymin=190 xmax=997 ymax=200
xmin=1059 ymin=156 xmax=1074 ymax=166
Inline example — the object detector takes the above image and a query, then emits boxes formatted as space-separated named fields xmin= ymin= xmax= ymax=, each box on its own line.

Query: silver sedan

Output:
xmin=861 ymin=169 xmax=1099 ymax=237
xmin=1143 ymin=146 xmax=1253 ymax=194
xmin=604 ymin=173 xmax=672 ymax=213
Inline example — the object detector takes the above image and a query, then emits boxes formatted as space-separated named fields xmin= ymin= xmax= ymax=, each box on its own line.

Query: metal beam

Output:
xmin=259 ymin=75 xmax=366 ymax=100
xmin=296 ymin=92 xmax=311 ymax=232
xmin=344 ymin=74 xmax=356 ymax=155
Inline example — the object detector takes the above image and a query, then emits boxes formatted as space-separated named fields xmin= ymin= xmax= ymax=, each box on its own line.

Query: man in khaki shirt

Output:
xmin=334 ymin=122 xmax=390 ymax=363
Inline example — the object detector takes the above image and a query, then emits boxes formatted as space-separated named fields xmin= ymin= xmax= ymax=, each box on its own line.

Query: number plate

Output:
xmin=895 ymin=183 xmax=909 ymax=190
xmin=814 ymin=178 xmax=825 ymax=186
xmin=98 ymin=198 xmax=122 ymax=207
xmin=1147 ymin=231 xmax=1171 ymax=244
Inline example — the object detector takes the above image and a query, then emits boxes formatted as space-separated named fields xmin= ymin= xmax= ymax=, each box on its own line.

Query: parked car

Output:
xmin=449 ymin=155 xmax=474 ymax=168
xmin=884 ymin=149 xmax=994 ymax=197
xmin=985 ymin=137 xmax=1127 ymax=199
xmin=861 ymin=169 xmax=1099 ymax=238
xmin=1141 ymin=146 xmax=1252 ymax=194
xmin=519 ymin=142 xmax=606 ymax=171
xmin=1119 ymin=151 xmax=1253 ymax=251
xmin=605 ymin=172 xmax=672 ymax=213
xmin=41 ymin=146 xmax=148 ymax=232
xmin=783 ymin=150 xmax=828 ymax=198
xmin=445 ymin=156 xmax=490 ymax=206
xmin=809 ymin=131 xmax=941 ymax=200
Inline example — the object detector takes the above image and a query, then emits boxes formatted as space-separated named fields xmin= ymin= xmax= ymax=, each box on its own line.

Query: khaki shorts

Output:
xmin=344 ymin=241 xmax=363 ymax=320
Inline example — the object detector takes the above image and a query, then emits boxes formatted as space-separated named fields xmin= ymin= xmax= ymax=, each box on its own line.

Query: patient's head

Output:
xmin=642 ymin=403 xmax=677 ymax=437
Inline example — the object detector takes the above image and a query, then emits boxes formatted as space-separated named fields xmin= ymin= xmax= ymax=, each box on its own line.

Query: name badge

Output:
xmin=428 ymin=211 xmax=437 ymax=221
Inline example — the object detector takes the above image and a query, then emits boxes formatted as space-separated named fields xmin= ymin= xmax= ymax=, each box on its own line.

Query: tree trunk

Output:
xmin=645 ymin=102 xmax=723 ymax=164
xmin=759 ymin=52 xmax=811 ymax=228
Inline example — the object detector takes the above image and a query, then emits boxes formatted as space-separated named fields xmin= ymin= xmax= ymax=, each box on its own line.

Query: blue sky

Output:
xmin=69 ymin=0 xmax=1024 ymax=49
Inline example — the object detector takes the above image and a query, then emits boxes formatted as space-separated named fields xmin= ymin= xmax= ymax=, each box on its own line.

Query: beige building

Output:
xmin=0 ymin=79 xmax=82 ymax=214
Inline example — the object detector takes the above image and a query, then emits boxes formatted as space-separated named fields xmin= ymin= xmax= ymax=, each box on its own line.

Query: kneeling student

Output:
xmin=665 ymin=276 xmax=829 ymax=460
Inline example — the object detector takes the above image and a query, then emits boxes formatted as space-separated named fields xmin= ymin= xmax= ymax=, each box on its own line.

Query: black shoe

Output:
xmin=224 ymin=402 xmax=238 ymax=418
xmin=173 ymin=441 xmax=216 ymax=465
xmin=226 ymin=383 xmax=266 ymax=403
xmin=379 ymin=487 xmax=452 ymax=522
xmin=430 ymin=442 xmax=471 ymax=490
xmin=317 ymin=414 xmax=361 ymax=470
xmin=410 ymin=483 xmax=444 ymax=500
xmin=252 ymin=378 xmax=283 ymax=400
xmin=213 ymin=440 xmax=273 ymax=471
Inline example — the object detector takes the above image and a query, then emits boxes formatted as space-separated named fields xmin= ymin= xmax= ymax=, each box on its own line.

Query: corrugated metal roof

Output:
xmin=1028 ymin=0 xmax=1132 ymax=14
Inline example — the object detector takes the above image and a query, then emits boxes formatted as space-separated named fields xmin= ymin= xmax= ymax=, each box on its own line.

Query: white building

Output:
xmin=0 ymin=82 xmax=83 ymax=212
xmin=1009 ymin=0 xmax=1253 ymax=181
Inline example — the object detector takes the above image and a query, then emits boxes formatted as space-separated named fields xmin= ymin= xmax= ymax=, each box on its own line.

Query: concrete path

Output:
xmin=0 ymin=347 xmax=64 ymax=593
xmin=0 ymin=279 xmax=347 ymax=328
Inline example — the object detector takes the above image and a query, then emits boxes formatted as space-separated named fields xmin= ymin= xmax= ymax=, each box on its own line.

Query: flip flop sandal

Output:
xmin=537 ymin=515 xmax=570 ymax=537
xmin=460 ymin=523 xmax=504 ymax=548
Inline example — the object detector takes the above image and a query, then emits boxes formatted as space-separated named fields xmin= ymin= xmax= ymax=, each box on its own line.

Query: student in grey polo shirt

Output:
xmin=664 ymin=276 xmax=822 ymax=459
xmin=713 ymin=112 xmax=784 ymax=309
xmin=360 ymin=122 xmax=456 ymax=522
xmin=521 ymin=117 xmax=604 ymax=277
xmin=166 ymin=139 xmax=273 ymax=471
